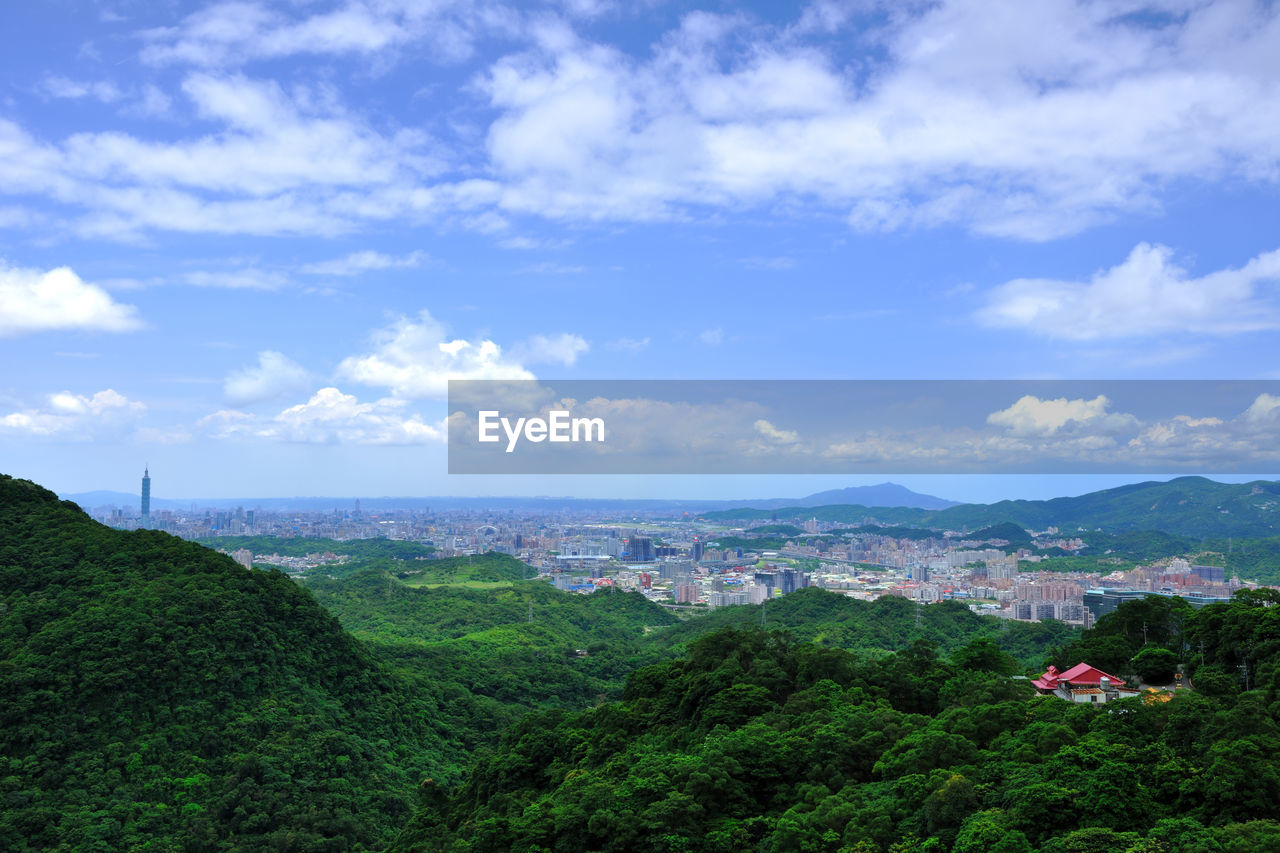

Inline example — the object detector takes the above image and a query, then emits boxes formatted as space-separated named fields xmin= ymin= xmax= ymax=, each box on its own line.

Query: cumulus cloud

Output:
xmin=1243 ymin=393 xmax=1280 ymax=424
xmin=0 ymin=263 xmax=142 ymax=337
xmin=699 ymin=328 xmax=724 ymax=346
xmin=987 ymin=395 xmax=1138 ymax=436
xmin=1 ymin=3 xmax=1279 ymax=242
xmin=754 ymin=419 xmax=800 ymax=445
xmin=223 ymin=351 xmax=310 ymax=406
xmin=2 ymin=74 xmax=439 ymax=240
xmin=976 ymin=244 xmax=1280 ymax=340
xmin=0 ymin=389 xmax=145 ymax=436
xmin=476 ymin=2 xmax=1280 ymax=238
xmin=301 ymin=249 xmax=427 ymax=276
xmin=201 ymin=387 xmax=444 ymax=444
xmin=336 ymin=310 xmax=536 ymax=398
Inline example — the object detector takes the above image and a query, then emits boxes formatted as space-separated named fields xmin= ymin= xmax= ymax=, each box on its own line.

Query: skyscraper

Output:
xmin=141 ymin=467 xmax=151 ymax=528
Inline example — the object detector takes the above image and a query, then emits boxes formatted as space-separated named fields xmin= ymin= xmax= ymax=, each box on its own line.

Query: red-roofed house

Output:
xmin=1033 ymin=663 xmax=1141 ymax=704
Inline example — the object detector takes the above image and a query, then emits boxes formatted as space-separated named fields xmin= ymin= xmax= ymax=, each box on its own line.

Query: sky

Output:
xmin=1 ymin=0 xmax=1279 ymax=504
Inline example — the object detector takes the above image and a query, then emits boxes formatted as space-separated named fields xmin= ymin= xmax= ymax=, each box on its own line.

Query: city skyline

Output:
xmin=3 ymin=1 xmax=1279 ymax=498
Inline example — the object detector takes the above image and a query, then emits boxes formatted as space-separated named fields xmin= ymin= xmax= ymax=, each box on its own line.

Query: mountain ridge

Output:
xmin=703 ymin=476 xmax=1280 ymax=539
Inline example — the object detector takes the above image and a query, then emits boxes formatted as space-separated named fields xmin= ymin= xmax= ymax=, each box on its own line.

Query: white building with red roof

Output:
xmin=1033 ymin=663 xmax=1141 ymax=704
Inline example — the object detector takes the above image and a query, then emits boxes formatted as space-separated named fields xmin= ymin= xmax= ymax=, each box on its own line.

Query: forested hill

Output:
xmin=396 ymin=589 xmax=1280 ymax=853
xmin=703 ymin=476 xmax=1280 ymax=538
xmin=0 ymin=475 xmax=441 ymax=850
xmin=646 ymin=587 xmax=1075 ymax=667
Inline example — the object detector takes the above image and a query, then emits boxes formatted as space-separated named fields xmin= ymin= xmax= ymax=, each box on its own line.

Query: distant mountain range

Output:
xmin=768 ymin=483 xmax=958 ymax=510
xmin=59 ymin=481 xmax=957 ymax=513
xmin=704 ymin=476 xmax=1280 ymax=539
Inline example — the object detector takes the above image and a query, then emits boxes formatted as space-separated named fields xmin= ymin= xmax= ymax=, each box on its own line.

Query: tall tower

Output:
xmin=141 ymin=467 xmax=151 ymax=528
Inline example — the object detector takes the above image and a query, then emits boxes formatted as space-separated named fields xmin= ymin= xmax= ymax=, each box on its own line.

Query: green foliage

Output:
xmin=302 ymin=566 xmax=681 ymax=785
xmin=396 ymin=581 xmax=1280 ymax=853
xmin=1133 ymin=645 xmax=1180 ymax=684
xmin=745 ymin=524 xmax=807 ymax=536
xmin=0 ymin=475 xmax=439 ymax=850
xmin=706 ymin=534 xmax=790 ymax=551
xmin=393 ymin=551 xmax=536 ymax=585
xmin=1050 ymin=594 xmax=1195 ymax=676
xmin=965 ymin=522 xmax=1032 ymax=547
xmin=649 ymin=587 xmax=1071 ymax=667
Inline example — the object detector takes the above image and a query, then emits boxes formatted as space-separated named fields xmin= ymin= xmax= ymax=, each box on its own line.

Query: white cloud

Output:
xmin=127 ymin=84 xmax=173 ymax=118
xmin=182 ymin=268 xmax=289 ymax=289
xmin=510 ymin=333 xmax=589 ymax=366
xmin=301 ymin=249 xmax=427 ymax=276
xmin=40 ymin=76 xmax=122 ymax=103
xmin=699 ymin=328 xmax=724 ymax=345
xmin=5 ymin=74 xmax=439 ymax=239
xmin=139 ymin=0 xmax=480 ymax=67
xmin=976 ymin=244 xmax=1280 ymax=340
xmin=754 ymin=419 xmax=800 ymax=445
xmin=224 ymin=351 xmax=310 ymax=406
xmin=0 ymin=389 xmax=145 ymax=436
xmin=608 ymin=336 xmax=650 ymax=352
xmin=987 ymin=395 xmax=1137 ymax=436
xmin=477 ymin=2 xmax=1280 ymax=237
xmin=201 ymin=387 xmax=444 ymax=444
xmin=337 ymin=310 xmax=535 ymax=399
xmin=3 ymin=2 xmax=1280 ymax=241
xmin=1244 ymin=393 xmax=1280 ymax=424
xmin=0 ymin=262 xmax=142 ymax=337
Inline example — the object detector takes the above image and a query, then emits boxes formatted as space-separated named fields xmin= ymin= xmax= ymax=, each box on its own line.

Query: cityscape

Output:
xmin=99 ymin=468 xmax=1254 ymax=631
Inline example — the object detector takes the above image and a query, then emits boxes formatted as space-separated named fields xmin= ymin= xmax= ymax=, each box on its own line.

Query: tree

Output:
xmin=953 ymin=810 xmax=1033 ymax=853
xmin=1132 ymin=645 xmax=1180 ymax=684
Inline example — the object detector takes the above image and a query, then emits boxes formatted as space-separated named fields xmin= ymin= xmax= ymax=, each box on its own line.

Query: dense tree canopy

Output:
xmin=0 ymin=476 xmax=439 ymax=850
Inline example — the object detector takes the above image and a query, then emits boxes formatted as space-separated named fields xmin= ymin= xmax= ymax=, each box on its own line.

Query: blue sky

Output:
xmin=1 ymin=0 xmax=1279 ymax=502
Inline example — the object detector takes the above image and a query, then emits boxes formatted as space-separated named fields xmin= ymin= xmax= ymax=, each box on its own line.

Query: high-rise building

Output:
xmin=140 ymin=467 xmax=151 ymax=528
xmin=1191 ymin=564 xmax=1225 ymax=584
xmin=628 ymin=536 xmax=654 ymax=562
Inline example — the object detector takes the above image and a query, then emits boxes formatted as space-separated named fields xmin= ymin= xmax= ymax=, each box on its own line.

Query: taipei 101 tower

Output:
xmin=141 ymin=467 xmax=151 ymax=528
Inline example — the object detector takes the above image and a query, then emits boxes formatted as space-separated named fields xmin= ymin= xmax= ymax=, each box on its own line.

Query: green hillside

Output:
xmin=395 ymin=591 xmax=1280 ymax=853
xmin=394 ymin=551 xmax=537 ymax=585
xmin=0 ymin=475 xmax=440 ymax=851
xmin=642 ymin=587 xmax=1076 ymax=667
xmin=303 ymin=567 xmax=680 ymax=777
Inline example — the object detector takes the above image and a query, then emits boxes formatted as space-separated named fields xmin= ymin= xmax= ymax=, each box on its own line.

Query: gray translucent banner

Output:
xmin=448 ymin=380 xmax=1280 ymax=474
